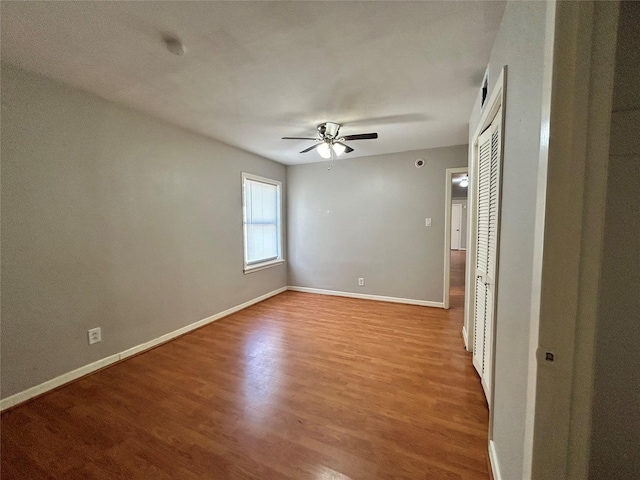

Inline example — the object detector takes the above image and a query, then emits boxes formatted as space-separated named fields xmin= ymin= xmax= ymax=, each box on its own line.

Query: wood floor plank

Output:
xmin=1 ymin=251 xmax=489 ymax=479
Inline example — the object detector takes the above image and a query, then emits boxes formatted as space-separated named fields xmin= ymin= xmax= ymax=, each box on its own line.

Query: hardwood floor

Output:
xmin=1 ymin=250 xmax=488 ymax=479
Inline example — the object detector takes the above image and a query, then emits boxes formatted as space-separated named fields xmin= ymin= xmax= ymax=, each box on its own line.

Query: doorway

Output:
xmin=450 ymin=173 xmax=468 ymax=252
xmin=444 ymin=167 xmax=469 ymax=310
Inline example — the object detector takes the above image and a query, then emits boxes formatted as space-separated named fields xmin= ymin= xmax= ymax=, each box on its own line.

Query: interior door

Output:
xmin=472 ymin=108 xmax=502 ymax=405
xmin=451 ymin=204 xmax=462 ymax=250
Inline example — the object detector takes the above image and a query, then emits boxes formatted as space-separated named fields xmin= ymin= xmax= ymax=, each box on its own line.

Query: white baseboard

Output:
xmin=119 ymin=286 xmax=287 ymax=360
xmin=462 ymin=326 xmax=469 ymax=350
xmin=0 ymin=355 xmax=122 ymax=412
xmin=489 ymin=440 xmax=502 ymax=480
xmin=0 ymin=286 xmax=287 ymax=411
xmin=288 ymin=286 xmax=445 ymax=308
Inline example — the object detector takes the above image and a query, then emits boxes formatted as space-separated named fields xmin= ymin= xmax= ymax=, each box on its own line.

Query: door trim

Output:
xmin=524 ymin=2 xmax=620 ymax=478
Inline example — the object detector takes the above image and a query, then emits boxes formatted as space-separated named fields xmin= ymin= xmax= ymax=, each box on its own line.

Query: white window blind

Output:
xmin=242 ymin=173 xmax=283 ymax=271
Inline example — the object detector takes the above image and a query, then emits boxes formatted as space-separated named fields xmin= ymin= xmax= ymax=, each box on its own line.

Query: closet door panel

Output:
xmin=472 ymin=128 xmax=492 ymax=376
xmin=472 ymin=109 xmax=503 ymax=405
xmin=482 ymin=115 xmax=502 ymax=403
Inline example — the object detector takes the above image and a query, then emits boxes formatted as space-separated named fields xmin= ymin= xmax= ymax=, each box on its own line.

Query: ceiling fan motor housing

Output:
xmin=319 ymin=122 xmax=340 ymax=139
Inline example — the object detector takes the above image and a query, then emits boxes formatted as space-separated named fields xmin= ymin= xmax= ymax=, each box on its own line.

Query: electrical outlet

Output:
xmin=88 ymin=327 xmax=101 ymax=345
xmin=358 ymin=277 xmax=365 ymax=286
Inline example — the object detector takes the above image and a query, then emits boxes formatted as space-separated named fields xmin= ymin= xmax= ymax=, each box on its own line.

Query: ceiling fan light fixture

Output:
xmin=332 ymin=142 xmax=346 ymax=156
xmin=460 ymin=177 xmax=469 ymax=188
xmin=317 ymin=143 xmax=332 ymax=159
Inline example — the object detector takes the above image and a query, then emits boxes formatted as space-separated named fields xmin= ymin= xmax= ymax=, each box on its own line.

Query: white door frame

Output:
xmin=443 ymin=167 xmax=468 ymax=309
xmin=523 ymin=2 xmax=619 ymax=478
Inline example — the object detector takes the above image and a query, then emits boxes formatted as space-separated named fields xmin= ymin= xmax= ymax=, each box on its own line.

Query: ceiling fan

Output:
xmin=282 ymin=122 xmax=378 ymax=159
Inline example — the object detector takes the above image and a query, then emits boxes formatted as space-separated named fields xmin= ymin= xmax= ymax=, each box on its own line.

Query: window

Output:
xmin=242 ymin=173 xmax=284 ymax=273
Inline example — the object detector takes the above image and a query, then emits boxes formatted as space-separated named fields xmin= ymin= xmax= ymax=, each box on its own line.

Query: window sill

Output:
xmin=243 ymin=259 xmax=285 ymax=274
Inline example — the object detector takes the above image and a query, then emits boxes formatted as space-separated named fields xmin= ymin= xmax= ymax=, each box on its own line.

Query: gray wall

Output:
xmin=1 ymin=65 xmax=287 ymax=399
xmin=287 ymin=146 xmax=467 ymax=303
xmin=452 ymin=199 xmax=468 ymax=250
xmin=589 ymin=2 xmax=640 ymax=477
xmin=467 ymin=1 xmax=549 ymax=478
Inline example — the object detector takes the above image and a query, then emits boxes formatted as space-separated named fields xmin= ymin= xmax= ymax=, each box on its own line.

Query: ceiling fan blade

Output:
xmin=341 ymin=133 xmax=378 ymax=141
xmin=335 ymin=142 xmax=354 ymax=154
xmin=282 ymin=137 xmax=318 ymax=140
xmin=300 ymin=143 xmax=323 ymax=153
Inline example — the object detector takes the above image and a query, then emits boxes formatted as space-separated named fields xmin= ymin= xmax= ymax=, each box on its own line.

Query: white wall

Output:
xmin=287 ymin=146 xmax=467 ymax=304
xmin=0 ymin=65 xmax=287 ymax=399
xmin=467 ymin=2 xmax=550 ymax=478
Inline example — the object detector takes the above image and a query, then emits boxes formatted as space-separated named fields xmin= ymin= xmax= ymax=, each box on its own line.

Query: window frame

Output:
xmin=241 ymin=172 xmax=284 ymax=274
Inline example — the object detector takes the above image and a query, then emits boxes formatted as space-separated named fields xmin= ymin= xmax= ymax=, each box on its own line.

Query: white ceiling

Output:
xmin=1 ymin=1 xmax=505 ymax=165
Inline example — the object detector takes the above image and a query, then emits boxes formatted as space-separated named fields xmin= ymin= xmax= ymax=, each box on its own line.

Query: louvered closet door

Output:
xmin=482 ymin=112 xmax=502 ymax=401
xmin=473 ymin=109 xmax=502 ymax=405
xmin=473 ymin=127 xmax=492 ymax=377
